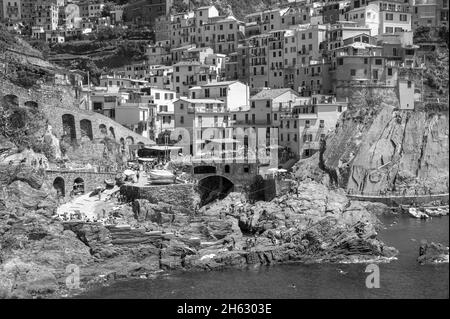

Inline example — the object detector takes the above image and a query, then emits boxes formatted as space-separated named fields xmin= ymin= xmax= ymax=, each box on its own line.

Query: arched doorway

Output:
xmin=24 ymin=101 xmax=38 ymax=109
xmin=53 ymin=177 xmax=65 ymax=198
xmin=197 ymin=175 xmax=234 ymax=206
xmin=2 ymin=94 xmax=19 ymax=108
xmin=73 ymin=177 xmax=85 ymax=195
xmin=109 ymin=126 xmax=116 ymax=139
xmin=126 ymin=136 xmax=134 ymax=145
xmin=62 ymin=114 xmax=77 ymax=142
xmin=99 ymin=124 xmax=107 ymax=135
xmin=80 ymin=119 xmax=93 ymax=140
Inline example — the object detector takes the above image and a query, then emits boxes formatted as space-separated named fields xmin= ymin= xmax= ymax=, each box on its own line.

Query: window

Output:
xmin=308 ymin=32 xmax=312 ymax=39
xmin=251 ymin=101 xmax=255 ymax=108
xmin=338 ymin=105 xmax=342 ymax=112
xmin=180 ymin=103 xmax=184 ymax=110
xmin=267 ymin=113 xmax=271 ymax=124
xmin=375 ymin=59 xmax=382 ymax=65
xmin=364 ymin=58 xmax=368 ymax=64
xmin=155 ymin=93 xmax=160 ymax=99
xmin=407 ymin=81 xmax=412 ymax=88
xmin=385 ymin=13 xmax=393 ymax=20
xmin=274 ymin=113 xmax=277 ymax=121
xmin=252 ymin=114 xmax=256 ymax=123
xmin=385 ymin=27 xmax=394 ymax=33
xmin=350 ymin=69 xmax=356 ymax=76
xmin=305 ymin=120 xmax=310 ymax=128
xmin=338 ymin=58 xmax=343 ymax=65
xmin=205 ymin=88 xmax=210 ymax=97
xmin=319 ymin=120 xmax=324 ymax=128
xmin=400 ymin=14 xmax=407 ymax=21
xmin=266 ymin=101 xmax=270 ymax=108
xmin=180 ymin=116 xmax=184 ymax=124
xmin=388 ymin=68 xmax=393 ymax=76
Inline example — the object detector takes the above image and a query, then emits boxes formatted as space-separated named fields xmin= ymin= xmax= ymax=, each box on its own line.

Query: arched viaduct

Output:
xmin=46 ymin=170 xmax=117 ymax=198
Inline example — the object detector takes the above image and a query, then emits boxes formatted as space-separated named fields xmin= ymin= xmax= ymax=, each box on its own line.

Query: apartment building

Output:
xmin=172 ymin=61 xmax=221 ymax=96
xmin=140 ymin=87 xmax=177 ymax=136
xmin=146 ymin=44 xmax=172 ymax=66
xmin=2 ymin=0 xmax=21 ymax=21
xmin=329 ymin=34 xmax=395 ymax=91
xmin=411 ymin=0 xmax=449 ymax=29
xmin=322 ymin=0 xmax=351 ymax=24
xmin=99 ymin=74 xmax=149 ymax=91
xmin=146 ymin=65 xmax=173 ymax=90
xmin=327 ymin=21 xmax=372 ymax=51
xmin=279 ymin=95 xmax=347 ymax=158
xmin=231 ymin=88 xmax=299 ymax=128
xmin=78 ymin=0 xmax=105 ymax=18
xmin=342 ymin=0 xmax=412 ymax=36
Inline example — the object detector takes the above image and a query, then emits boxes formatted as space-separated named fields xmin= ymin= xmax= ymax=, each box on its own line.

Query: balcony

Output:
xmin=188 ymin=106 xmax=227 ymax=113
xmin=303 ymin=141 xmax=320 ymax=149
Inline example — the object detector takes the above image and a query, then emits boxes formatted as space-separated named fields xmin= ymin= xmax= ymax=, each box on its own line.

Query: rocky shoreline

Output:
xmin=0 ymin=165 xmax=402 ymax=298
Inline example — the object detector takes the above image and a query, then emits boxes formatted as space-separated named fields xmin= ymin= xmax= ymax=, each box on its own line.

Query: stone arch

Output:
xmin=53 ymin=177 xmax=65 ymax=198
xmin=109 ymin=126 xmax=116 ymax=139
xmin=126 ymin=136 xmax=134 ymax=145
xmin=197 ymin=175 xmax=234 ymax=206
xmin=24 ymin=101 xmax=38 ymax=109
xmin=62 ymin=114 xmax=77 ymax=141
xmin=194 ymin=165 xmax=217 ymax=174
xmin=99 ymin=124 xmax=107 ymax=135
xmin=80 ymin=119 xmax=93 ymax=140
xmin=73 ymin=177 xmax=85 ymax=195
xmin=2 ymin=94 xmax=19 ymax=108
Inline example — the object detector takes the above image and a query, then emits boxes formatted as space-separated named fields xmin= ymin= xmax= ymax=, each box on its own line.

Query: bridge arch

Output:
xmin=2 ymin=94 xmax=19 ymax=108
xmin=24 ymin=101 xmax=38 ymax=109
xmin=62 ymin=114 xmax=77 ymax=141
xmin=99 ymin=124 xmax=107 ymax=135
xmin=109 ymin=126 xmax=116 ymax=139
xmin=53 ymin=176 xmax=65 ymax=198
xmin=80 ymin=119 xmax=93 ymax=140
xmin=197 ymin=174 xmax=234 ymax=206
xmin=73 ymin=177 xmax=85 ymax=195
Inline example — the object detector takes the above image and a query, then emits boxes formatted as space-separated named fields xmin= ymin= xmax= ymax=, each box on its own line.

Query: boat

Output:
xmin=104 ymin=179 xmax=115 ymax=188
xmin=148 ymin=169 xmax=174 ymax=181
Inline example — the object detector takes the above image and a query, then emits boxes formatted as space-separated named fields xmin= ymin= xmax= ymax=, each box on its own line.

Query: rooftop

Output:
xmin=251 ymin=88 xmax=298 ymax=101
xmin=177 ymin=98 xmax=225 ymax=104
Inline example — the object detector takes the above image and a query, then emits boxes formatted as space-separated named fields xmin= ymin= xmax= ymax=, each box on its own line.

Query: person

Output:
xmin=98 ymin=190 xmax=102 ymax=201
xmin=136 ymin=170 xmax=140 ymax=183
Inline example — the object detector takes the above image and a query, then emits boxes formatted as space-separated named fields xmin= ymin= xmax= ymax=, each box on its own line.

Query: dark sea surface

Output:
xmin=77 ymin=215 xmax=449 ymax=299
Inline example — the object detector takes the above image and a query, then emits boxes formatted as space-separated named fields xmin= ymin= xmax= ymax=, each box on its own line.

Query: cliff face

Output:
xmin=320 ymin=90 xmax=449 ymax=195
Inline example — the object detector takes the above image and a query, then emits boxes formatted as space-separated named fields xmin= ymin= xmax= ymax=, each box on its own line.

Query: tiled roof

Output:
xmin=250 ymin=88 xmax=297 ymax=100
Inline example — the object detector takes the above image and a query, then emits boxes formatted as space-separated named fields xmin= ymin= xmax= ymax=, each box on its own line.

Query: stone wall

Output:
xmin=46 ymin=170 xmax=117 ymax=197
xmin=120 ymin=183 xmax=199 ymax=212
xmin=192 ymin=162 xmax=258 ymax=189
xmin=347 ymin=193 xmax=449 ymax=207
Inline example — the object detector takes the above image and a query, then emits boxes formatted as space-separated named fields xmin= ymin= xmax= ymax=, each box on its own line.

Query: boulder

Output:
xmin=418 ymin=240 xmax=449 ymax=264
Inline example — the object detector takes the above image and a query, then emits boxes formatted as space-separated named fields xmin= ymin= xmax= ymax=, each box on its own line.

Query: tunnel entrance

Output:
xmin=198 ymin=175 xmax=234 ymax=206
xmin=53 ymin=177 xmax=65 ymax=198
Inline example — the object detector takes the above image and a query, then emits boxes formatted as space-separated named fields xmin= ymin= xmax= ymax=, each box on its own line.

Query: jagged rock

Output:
xmin=418 ymin=240 xmax=449 ymax=264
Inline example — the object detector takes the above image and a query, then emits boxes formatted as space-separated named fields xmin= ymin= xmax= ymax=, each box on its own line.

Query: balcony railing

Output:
xmin=188 ymin=106 xmax=227 ymax=113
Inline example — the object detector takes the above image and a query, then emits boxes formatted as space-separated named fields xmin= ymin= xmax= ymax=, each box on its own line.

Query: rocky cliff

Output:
xmin=294 ymin=89 xmax=449 ymax=196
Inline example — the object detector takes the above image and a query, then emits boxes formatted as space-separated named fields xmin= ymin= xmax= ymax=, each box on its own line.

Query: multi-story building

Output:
xmin=411 ymin=0 xmax=449 ymax=29
xmin=78 ymin=0 xmax=105 ymax=18
xmin=2 ymin=0 xmax=21 ymax=21
xmin=172 ymin=60 xmax=222 ymax=96
xmin=342 ymin=0 xmax=412 ymax=36
xmin=329 ymin=34 xmax=396 ymax=92
xmin=231 ymin=88 xmax=299 ymax=129
xmin=123 ymin=0 xmax=172 ymax=27
xmin=322 ymin=0 xmax=351 ymax=24
xmin=146 ymin=44 xmax=172 ymax=66
xmin=33 ymin=0 xmax=60 ymax=31
xmin=279 ymin=95 xmax=347 ymax=158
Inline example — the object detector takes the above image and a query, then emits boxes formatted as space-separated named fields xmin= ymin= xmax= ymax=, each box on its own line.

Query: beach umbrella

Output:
xmin=123 ymin=169 xmax=135 ymax=176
